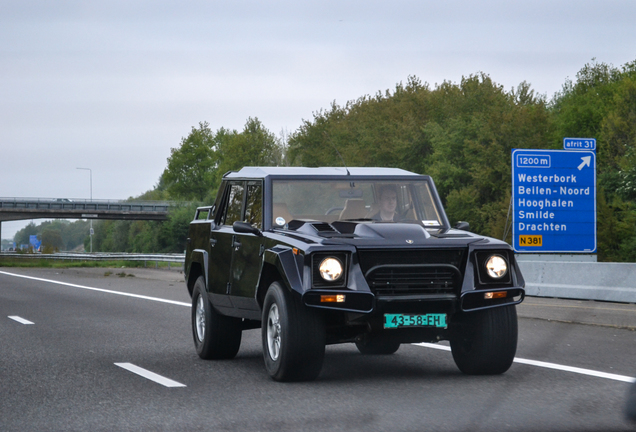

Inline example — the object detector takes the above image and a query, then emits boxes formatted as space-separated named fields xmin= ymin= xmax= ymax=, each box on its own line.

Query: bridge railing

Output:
xmin=0 ymin=198 xmax=172 ymax=212
xmin=0 ymin=198 xmax=171 ymax=204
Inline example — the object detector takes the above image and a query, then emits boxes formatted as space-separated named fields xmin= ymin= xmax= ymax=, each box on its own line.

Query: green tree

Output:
xmin=14 ymin=222 xmax=39 ymax=246
xmin=13 ymin=220 xmax=89 ymax=251
xmin=551 ymin=59 xmax=636 ymax=261
xmin=215 ymin=117 xmax=284 ymax=184
xmin=425 ymin=76 xmax=552 ymax=236
xmin=287 ymin=76 xmax=432 ymax=169
xmin=41 ymin=228 xmax=63 ymax=253
xmin=90 ymin=203 xmax=200 ymax=253
xmin=287 ymin=73 xmax=552 ymax=239
xmin=162 ymin=121 xmax=218 ymax=201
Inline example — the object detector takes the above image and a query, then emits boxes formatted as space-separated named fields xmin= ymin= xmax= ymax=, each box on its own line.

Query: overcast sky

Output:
xmin=2 ymin=0 xmax=635 ymax=239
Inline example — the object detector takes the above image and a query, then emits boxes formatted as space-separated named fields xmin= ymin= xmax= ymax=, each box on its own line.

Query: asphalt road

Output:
xmin=1 ymin=267 xmax=635 ymax=431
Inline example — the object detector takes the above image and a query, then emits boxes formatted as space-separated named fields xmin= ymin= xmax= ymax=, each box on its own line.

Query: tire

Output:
xmin=625 ymin=380 xmax=636 ymax=423
xmin=191 ymin=276 xmax=242 ymax=360
xmin=262 ymin=281 xmax=325 ymax=382
xmin=450 ymin=305 xmax=518 ymax=375
xmin=355 ymin=334 xmax=400 ymax=355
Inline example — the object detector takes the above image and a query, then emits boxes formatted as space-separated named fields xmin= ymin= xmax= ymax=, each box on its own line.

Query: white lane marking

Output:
xmin=513 ymin=357 xmax=635 ymax=383
xmin=0 ymin=270 xmax=190 ymax=307
xmin=415 ymin=342 xmax=451 ymax=352
xmin=5 ymin=270 xmax=633 ymax=385
xmin=115 ymin=363 xmax=186 ymax=388
xmin=8 ymin=315 xmax=34 ymax=325
xmin=415 ymin=342 xmax=636 ymax=383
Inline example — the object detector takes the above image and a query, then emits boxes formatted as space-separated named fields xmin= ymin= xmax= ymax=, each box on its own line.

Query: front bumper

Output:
xmin=303 ymin=286 xmax=525 ymax=314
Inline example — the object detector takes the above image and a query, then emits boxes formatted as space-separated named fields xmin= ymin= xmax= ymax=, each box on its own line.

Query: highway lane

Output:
xmin=1 ymin=267 xmax=635 ymax=431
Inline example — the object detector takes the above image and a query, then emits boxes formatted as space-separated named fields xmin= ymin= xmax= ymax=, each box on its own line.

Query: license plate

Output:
xmin=384 ymin=313 xmax=447 ymax=329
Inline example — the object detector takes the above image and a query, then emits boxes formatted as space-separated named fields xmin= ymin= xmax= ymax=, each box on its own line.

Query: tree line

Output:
xmin=15 ymin=59 xmax=636 ymax=261
xmin=13 ymin=220 xmax=90 ymax=253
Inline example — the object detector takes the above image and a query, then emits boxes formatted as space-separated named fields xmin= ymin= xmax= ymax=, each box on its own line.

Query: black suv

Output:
xmin=184 ymin=167 xmax=525 ymax=381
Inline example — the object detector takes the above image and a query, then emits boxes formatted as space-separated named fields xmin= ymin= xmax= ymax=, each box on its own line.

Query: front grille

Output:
xmin=358 ymin=249 xmax=465 ymax=296
xmin=365 ymin=264 xmax=460 ymax=296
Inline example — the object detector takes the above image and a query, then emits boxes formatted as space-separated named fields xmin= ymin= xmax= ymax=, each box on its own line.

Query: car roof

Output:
xmin=224 ymin=166 xmax=422 ymax=179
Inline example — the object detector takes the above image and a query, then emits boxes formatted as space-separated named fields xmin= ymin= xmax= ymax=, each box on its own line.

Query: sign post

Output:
xmin=512 ymin=149 xmax=596 ymax=253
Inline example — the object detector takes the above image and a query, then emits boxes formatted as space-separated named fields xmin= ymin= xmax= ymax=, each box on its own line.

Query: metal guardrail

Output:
xmin=2 ymin=252 xmax=635 ymax=303
xmin=0 ymin=252 xmax=184 ymax=264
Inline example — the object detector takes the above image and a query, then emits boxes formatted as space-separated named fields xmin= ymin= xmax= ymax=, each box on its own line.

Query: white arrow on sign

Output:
xmin=577 ymin=156 xmax=591 ymax=170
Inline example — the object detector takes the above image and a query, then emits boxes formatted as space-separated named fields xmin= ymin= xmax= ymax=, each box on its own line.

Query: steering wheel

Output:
xmin=325 ymin=207 xmax=344 ymax=215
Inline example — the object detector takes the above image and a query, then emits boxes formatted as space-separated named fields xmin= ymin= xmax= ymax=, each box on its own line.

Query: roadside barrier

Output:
xmin=517 ymin=257 xmax=636 ymax=303
xmin=0 ymin=252 xmax=184 ymax=269
xmin=2 ymin=252 xmax=634 ymax=303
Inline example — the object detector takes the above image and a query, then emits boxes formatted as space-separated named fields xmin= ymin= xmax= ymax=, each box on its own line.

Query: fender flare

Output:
xmin=187 ymin=249 xmax=209 ymax=293
xmin=255 ymin=246 xmax=303 ymax=307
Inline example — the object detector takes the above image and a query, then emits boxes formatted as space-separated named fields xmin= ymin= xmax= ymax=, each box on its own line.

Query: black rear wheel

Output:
xmin=262 ymin=282 xmax=325 ymax=381
xmin=191 ymin=276 xmax=242 ymax=360
xmin=450 ymin=305 xmax=518 ymax=375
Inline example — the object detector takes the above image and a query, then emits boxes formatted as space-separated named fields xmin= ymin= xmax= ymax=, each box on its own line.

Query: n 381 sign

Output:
xmin=512 ymin=149 xmax=596 ymax=253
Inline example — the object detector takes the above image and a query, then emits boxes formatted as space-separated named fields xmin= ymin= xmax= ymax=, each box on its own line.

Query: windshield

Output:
xmin=271 ymin=179 xmax=443 ymax=228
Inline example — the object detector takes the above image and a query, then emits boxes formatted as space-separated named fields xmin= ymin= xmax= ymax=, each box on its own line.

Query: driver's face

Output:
xmin=380 ymin=190 xmax=397 ymax=213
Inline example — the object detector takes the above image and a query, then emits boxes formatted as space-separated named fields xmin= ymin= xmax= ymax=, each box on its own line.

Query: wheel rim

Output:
xmin=195 ymin=294 xmax=205 ymax=342
xmin=266 ymin=303 xmax=281 ymax=361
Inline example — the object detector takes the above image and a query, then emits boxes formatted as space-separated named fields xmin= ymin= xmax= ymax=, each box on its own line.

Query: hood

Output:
xmin=285 ymin=220 xmax=483 ymax=248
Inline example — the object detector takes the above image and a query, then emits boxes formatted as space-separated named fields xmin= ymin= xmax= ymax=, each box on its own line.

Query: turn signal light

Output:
xmin=484 ymin=291 xmax=507 ymax=300
xmin=320 ymin=294 xmax=345 ymax=303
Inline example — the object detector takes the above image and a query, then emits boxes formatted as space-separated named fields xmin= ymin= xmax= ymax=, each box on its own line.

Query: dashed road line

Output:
xmin=415 ymin=342 xmax=636 ymax=383
xmin=4 ymin=270 xmax=634 ymax=385
xmin=115 ymin=363 xmax=186 ymax=388
xmin=8 ymin=315 xmax=34 ymax=325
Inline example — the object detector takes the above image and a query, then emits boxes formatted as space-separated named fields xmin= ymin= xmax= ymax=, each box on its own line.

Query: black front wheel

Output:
xmin=191 ymin=276 xmax=242 ymax=360
xmin=262 ymin=282 xmax=325 ymax=381
xmin=450 ymin=305 xmax=518 ymax=375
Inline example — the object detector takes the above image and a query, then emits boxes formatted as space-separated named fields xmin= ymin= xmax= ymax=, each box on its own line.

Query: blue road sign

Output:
xmin=512 ymin=149 xmax=596 ymax=253
xmin=564 ymin=137 xmax=596 ymax=151
xmin=29 ymin=235 xmax=41 ymax=251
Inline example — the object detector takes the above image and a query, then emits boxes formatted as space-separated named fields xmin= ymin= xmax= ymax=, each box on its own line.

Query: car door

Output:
xmin=207 ymin=181 xmax=245 ymax=311
xmin=228 ymin=181 xmax=264 ymax=314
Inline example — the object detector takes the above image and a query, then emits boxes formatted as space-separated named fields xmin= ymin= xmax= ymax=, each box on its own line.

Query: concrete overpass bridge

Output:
xmin=0 ymin=198 xmax=173 ymax=240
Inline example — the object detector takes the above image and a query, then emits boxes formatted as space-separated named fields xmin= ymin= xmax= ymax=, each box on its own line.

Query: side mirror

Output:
xmin=454 ymin=221 xmax=470 ymax=231
xmin=233 ymin=221 xmax=263 ymax=237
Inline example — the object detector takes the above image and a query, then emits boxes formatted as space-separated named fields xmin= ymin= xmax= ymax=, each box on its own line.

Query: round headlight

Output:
xmin=485 ymin=255 xmax=508 ymax=279
xmin=319 ymin=257 xmax=343 ymax=281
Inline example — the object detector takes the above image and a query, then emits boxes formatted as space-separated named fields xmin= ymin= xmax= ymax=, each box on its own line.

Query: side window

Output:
xmin=244 ymin=183 xmax=263 ymax=229
xmin=221 ymin=183 xmax=245 ymax=226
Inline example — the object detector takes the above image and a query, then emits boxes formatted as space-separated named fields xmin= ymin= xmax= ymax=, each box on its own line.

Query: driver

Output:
xmin=372 ymin=185 xmax=401 ymax=222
